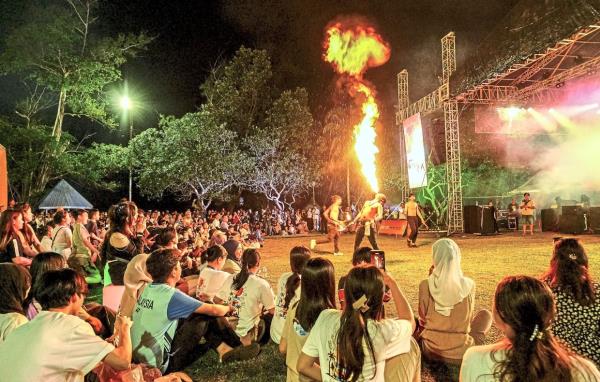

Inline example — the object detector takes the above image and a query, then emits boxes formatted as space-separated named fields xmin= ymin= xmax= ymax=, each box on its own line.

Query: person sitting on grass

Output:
xmin=39 ymin=221 xmax=55 ymax=252
xmin=271 ymin=246 xmax=312 ymax=345
xmin=222 ymin=238 xmax=243 ymax=274
xmin=418 ymin=238 xmax=492 ymax=365
xmin=196 ymin=245 xmax=231 ymax=302
xmin=0 ymin=208 xmax=32 ymax=267
xmin=131 ymin=248 xmax=259 ymax=374
xmin=338 ymin=246 xmax=372 ymax=310
xmin=216 ymin=248 xmax=275 ymax=346
xmin=460 ymin=275 xmax=600 ymax=381
xmin=0 ymin=263 xmax=31 ymax=341
xmin=298 ymin=265 xmax=418 ymax=381
xmin=541 ymin=238 xmax=600 ymax=365
xmin=0 ymin=268 xmax=133 ymax=381
xmin=280 ymin=257 xmax=336 ymax=382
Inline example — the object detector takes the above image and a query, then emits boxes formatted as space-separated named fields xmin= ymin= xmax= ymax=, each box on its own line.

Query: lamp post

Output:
xmin=120 ymin=95 xmax=133 ymax=201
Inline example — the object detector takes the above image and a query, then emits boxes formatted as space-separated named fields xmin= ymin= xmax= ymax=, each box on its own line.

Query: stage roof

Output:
xmin=452 ymin=0 xmax=600 ymax=104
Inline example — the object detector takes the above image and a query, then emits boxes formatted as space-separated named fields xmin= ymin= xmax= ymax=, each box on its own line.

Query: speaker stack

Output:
xmin=541 ymin=209 xmax=558 ymax=232
xmin=559 ymin=205 xmax=586 ymax=234
xmin=588 ymin=207 xmax=600 ymax=234
xmin=463 ymin=205 xmax=496 ymax=234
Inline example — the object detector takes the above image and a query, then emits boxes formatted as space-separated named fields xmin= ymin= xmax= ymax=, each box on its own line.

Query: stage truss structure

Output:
xmin=396 ymin=22 xmax=600 ymax=234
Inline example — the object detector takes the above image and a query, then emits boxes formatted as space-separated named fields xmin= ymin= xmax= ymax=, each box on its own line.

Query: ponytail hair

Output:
xmin=337 ymin=266 xmax=384 ymax=382
xmin=232 ymin=248 xmax=260 ymax=290
xmin=284 ymin=246 xmax=311 ymax=309
xmin=492 ymin=275 xmax=574 ymax=382
xmin=201 ymin=245 xmax=226 ymax=264
xmin=542 ymin=238 xmax=595 ymax=306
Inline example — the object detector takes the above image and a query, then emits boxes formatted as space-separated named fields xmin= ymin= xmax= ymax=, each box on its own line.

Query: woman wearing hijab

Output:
xmin=0 ymin=263 xmax=31 ymax=341
xmin=222 ymin=239 xmax=243 ymax=274
xmin=418 ymin=238 xmax=492 ymax=364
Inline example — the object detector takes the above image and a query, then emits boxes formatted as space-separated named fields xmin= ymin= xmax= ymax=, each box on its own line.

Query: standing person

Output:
xmin=520 ymin=192 xmax=536 ymax=235
xmin=541 ymin=238 xmax=600 ymax=365
xmin=280 ymin=257 xmax=336 ymax=382
xmin=312 ymin=206 xmax=320 ymax=233
xmin=405 ymin=193 xmax=428 ymax=248
xmin=487 ymin=200 xmax=499 ymax=234
xmin=310 ymin=195 xmax=344 ymax=256
xmin=351 ymin=193 xmax=386 ymax=251
xmin=0 ymin=268 xmax=133 ymax=381
xmin=418 ymin=239 xmax=492 ymax=364
xmin=508 ymin=197 xmax=520 ymax=230
xmin=271 ymin=246 xmax=312 ymax=345
xmin=297 ymin=266 xmax=417 ymax=381
xmin=460 ymin=275 xmax=600 ymax=381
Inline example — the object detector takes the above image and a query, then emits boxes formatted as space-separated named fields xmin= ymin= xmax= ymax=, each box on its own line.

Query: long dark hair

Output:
xmin=100 ymin=201 xmax=137 ymax=265
xmin=0 ymin=263 xmax=31 ymax=315
xmin=295 ymin=257 xmax=335 ymax=331
xmin=542 ymin=238 xmax=595 ymax=306
xmin=232 ymin=248 xmax=261 ymax=290
xmin=201 ymin=245 xmax=226 ymax=264
xmin=492 ymin=275 xmax=574 ymax=382
xmin=0 ymin=209 xmax=21 ymax=252
xmin=24 ymin=251 xmax=65 ymax=307
xmin=337 ymin=266 xmax=384 ymax=382
xmin=284 ymin=246 xmax=311 ymax=309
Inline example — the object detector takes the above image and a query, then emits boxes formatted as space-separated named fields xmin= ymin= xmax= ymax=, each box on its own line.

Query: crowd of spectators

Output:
xmin=0 ymin=199 xmax=598 ymax=381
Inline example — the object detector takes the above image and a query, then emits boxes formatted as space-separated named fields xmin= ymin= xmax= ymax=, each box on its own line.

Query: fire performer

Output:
xmin=351 ymin=193 xmax=386 ymax=251
xmin=520 ymin=192 xmax=536 ymax=235
xmin=310 ymin=195 xmax=345 ymax=256
xmin=405 ymin=193 xmax=428 ymax=247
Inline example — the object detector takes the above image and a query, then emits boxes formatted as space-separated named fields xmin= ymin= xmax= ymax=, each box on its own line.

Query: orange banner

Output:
xmin=379 ymin=219 xmax=407 ymax=236
xmin=0 ymin=145 xmax=7 ymax=212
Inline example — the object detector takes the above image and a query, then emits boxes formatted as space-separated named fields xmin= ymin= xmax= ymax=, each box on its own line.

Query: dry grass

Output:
xmin=187 ymin=231 xmax=600 ymax=381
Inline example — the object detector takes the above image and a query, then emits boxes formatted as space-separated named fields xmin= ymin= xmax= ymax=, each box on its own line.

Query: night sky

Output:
xmin=1 ymin=0 xmax=522 ymax=138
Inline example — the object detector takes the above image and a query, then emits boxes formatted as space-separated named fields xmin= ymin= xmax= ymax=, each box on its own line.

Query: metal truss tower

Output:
xmin=396 ymin=70 xmax=410 ymax=202
xmin=442 ymin=32 xmax=464 ymax=234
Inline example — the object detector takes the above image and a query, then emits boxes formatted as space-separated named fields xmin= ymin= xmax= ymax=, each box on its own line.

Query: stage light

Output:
xmin=528 ymin=107 xmax=557 ymax=133
xmin=549 ymin=108 xmax=576 ymax=129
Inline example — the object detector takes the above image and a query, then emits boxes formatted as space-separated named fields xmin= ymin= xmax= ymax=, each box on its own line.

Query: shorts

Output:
xmin=522 ymin=215 xmax=534 ymax=224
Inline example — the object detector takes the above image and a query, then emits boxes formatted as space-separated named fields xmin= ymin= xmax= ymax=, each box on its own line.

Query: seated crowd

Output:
xmin=0 ymin=200 xmax=598 ymax=381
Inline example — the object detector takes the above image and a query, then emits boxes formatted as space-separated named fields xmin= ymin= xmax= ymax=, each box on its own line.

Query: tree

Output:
xmin=0 ymin=0 xmax=152 ymax=198
xmin=201 ymin=47 xmax=273 ymax=139
xmin=129 ymin=109 xmax=248 ymax=210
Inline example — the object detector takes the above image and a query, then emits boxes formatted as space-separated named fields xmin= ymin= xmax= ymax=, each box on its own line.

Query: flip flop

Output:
xmin=221 ymin=343 xmax=261 ymax=364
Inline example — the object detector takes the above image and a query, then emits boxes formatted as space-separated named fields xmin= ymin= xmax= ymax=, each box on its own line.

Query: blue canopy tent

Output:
xmin=37 ymin=179 xmax=93 ymax=210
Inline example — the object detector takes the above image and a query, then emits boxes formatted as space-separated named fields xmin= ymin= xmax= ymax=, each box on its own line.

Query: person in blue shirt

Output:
xmin=131 ymin=248 xmax=259 ymax=373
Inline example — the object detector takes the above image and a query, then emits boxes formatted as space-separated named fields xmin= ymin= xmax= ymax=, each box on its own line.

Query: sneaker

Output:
xmin=221 ymin=343 xmax=261 ymax=364
xmin=310 ymin=239 xmax=316 ymax=250
xmin=334 ymin=252 xmax=344 ymax=256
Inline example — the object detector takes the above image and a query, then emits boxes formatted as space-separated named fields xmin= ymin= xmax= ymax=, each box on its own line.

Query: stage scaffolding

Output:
xmin=396 ymin=32 xmax=463 ymax=234
xmin=396 ymin=20 xmax=600 ymax=234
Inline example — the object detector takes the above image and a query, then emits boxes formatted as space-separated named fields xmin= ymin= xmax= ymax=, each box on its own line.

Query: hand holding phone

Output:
xmin=370 ymin=250 xmax=385 ymax=271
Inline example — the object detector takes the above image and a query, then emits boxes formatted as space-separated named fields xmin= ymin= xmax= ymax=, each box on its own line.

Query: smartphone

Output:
xmin=370 ymin=250 xmax=385 ymax=270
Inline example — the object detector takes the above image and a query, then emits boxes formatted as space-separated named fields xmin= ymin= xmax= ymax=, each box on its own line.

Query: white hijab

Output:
xmin=428 ymin=238 xmax=474 ymax=316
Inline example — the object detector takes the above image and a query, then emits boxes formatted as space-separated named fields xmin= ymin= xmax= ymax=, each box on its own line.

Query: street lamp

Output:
xmin=120 ymin=95 xmax=133 ymax=202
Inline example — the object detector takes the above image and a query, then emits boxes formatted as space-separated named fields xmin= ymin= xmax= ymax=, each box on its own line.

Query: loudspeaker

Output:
xmin=463 ymin=205 xmax=495 ymax=234
xmin=559 ymin=214 xmax=586 ymax=234
xmin=588 ymin=207 xmax=600 ymax=231
xmin=562 ymin=205 xmax=582 ymax=215
xmin=541 ymin=209 xmax=558 ymax=232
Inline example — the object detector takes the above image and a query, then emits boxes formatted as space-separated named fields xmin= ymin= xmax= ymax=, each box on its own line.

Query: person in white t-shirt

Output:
xmin=298 ymin=266 xmax=417 ymax=382
xmin=270 ymin=246 xmax=311 ymax=344
xmin=0 ymin=263 xmax=31 ymax=342
xmin=51 ymin=210 xmax=73 ymax=259
xmin=460 ymin=275 xmax=600 ymax=382
xmin=196 ymin=245 xmax=231 ymax=302
xmin=0 ymin=268 xmax=132 ymax=382
xmin=216 ymin=248 xmax=276 ymax=346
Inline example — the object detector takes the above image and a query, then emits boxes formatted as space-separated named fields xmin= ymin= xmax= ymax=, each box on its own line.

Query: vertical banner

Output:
xmin=402 ymin=113 xmax=428 ymax=188
xmin=0 ymin=145 xmax=7 ymax=212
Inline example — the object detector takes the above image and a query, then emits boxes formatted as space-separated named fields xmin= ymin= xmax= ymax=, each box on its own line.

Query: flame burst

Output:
xmin=323 ymin=19 xmax=390 ymax=193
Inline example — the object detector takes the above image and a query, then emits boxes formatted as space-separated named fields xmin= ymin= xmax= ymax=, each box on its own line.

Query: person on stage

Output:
xmin=351 ymin=193 xmax=386 ymax=251
xmin=405 ymin=193 xmax=428 ymax=248
xmin=520 ymin=192 xmax=536 ymax=235
xmin=310 ymin=195 xmax=344 ymax=256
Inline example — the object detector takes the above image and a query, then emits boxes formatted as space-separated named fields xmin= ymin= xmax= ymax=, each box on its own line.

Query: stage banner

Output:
xmin=402 ymin=113 xmax=428 ymax=188
xmin=0 ymin=145 xmax=7 ymax=212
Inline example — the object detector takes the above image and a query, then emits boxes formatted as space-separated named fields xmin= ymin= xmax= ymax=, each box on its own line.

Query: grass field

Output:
xmin=186 ymin=231 xmax=600 ymax=381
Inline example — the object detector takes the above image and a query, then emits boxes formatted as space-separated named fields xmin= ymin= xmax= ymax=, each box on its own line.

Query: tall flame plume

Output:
xmin=323 ymin=18 xmax=390 ymax=193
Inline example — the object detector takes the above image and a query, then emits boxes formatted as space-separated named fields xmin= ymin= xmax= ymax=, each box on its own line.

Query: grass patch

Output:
xmin=186 ymin=232 xmax=600 ymax=381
